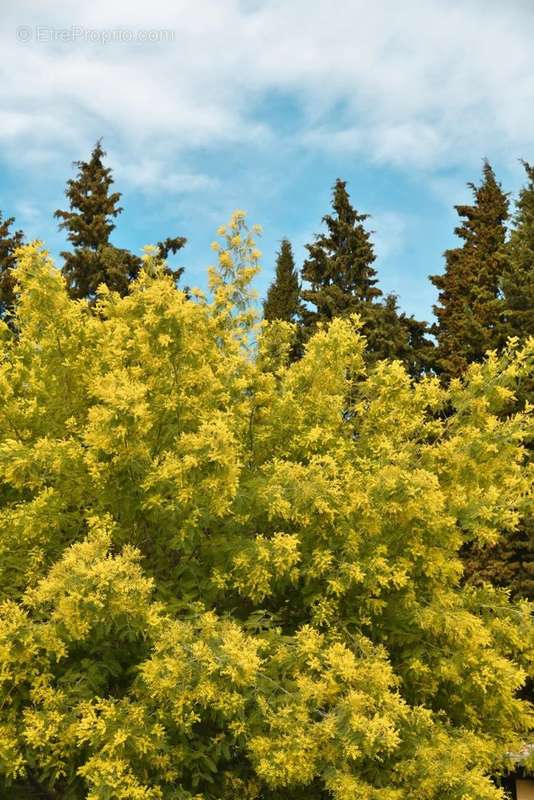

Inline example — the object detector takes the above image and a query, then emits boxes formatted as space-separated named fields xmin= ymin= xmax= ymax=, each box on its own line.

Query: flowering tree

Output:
xmin=0 ymin=213 xmax=532 ymax=799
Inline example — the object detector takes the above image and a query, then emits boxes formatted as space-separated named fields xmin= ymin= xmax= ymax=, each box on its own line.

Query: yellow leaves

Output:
xmin=0 ymin=224 xmax=533 ymax=798
xmin=228 ymin=532 xmax=301 ymax=601
xmin=142 ymin=414 xmax=242 ymax=524
xmin=23 ymin=517 xmax=159 ymax=643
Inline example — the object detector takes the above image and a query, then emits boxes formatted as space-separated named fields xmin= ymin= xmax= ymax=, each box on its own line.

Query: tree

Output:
xmin=0 ymin=211 xmax=24 ymax=322
xmin=301 ymin=179 xmax=381 ymax=323
xmin=263 ymin=239 xmax=303 ymax=360
xmin=430 ymin=161 xmax=509 ymax=380
xmin=55 ymin=141 xmax=186 ymax=300
xmin=0 ymin=224 xmax=532 ymax=799
xmin=500 ymin=159 xmax=534 ymax=344
xmin=301 ymin=179 xmax=433 ymax=373
xmin=463 ymin=161 xmax=534 ymax=601
xmin=263 ymin=239 xmax=301 ymax=323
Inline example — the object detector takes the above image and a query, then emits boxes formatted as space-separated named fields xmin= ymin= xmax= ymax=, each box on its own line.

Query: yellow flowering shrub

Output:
xmin=0 ymin=215 xmax=532 ymax=799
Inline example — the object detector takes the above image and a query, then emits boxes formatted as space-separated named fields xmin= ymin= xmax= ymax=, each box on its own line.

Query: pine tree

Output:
xmin=263 ymin=239 xmax=301 ymax=323
xmin=55 ymin=141 xmax=186 ymax=300
xmin=500 ymin=159 xmax=534 ymax=344
xmin=301 ymin=179 xmax=432 ymax=373
xmin=301 ymin=179 xmax=381 ymax=325
xmin=55 ymin=140 xmax=128 ymax=299
xmin=430 ymin=161 xmax=509 ymax=380
xmin=0 ymin=211 xmax=24 ymax=321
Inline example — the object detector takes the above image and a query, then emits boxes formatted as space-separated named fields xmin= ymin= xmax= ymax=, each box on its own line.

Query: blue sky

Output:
xmin=1 ymin=0 xmax=533 ymax=321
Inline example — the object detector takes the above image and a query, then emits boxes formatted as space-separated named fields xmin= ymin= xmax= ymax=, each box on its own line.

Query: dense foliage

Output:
xmin=0 ymin=210 xmax=24 ymax=322
xmin=430 ymin=161 xmax=509 ymax=381
xmin=502 ymin=160 xmax=534 ymax=345
xmin=0 ymin=213 xmax=532 ymax=799
xmin=55 ymin=141 xmax=186 ymax=301
xmin=263 ymin=238 xmax=301 ymax=325
xmin=298 ymin=179 xmax=433 ymax=374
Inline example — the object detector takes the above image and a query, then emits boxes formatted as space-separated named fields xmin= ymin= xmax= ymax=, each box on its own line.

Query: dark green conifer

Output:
xmin=301 ymin=179 xmax=432 ymax=373
xmin=499 ymin=160 xmax=534 ymax=344
xmin=0 ymin=212 xmax=24 ymax=322
xmin=55 ymin=141 xmax=186 ymax=300
xmin=263 ymin=239 xmax=301 ymax=323
xmin=430 ymin=161 xmax=509 ymax=380
xmin=301 ymin=179 xmax=381 ymax=326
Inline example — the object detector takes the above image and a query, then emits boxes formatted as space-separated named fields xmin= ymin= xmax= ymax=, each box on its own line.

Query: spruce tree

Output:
xmin=500 ymin=159 xmax=534 ymax=343
xmin=55 ymin=140 xmax=128 ymax=299
xmin=55 ymin=142 xmax=186 ymax=300
xmin=464 ymin=161 xmax=534 ymax=601
xmin=0 ymin=211 xmax=24 ymax=321
xmin=430 ymin=161 xmax=509 ymax=380
xmin=263 ymin=238 xmax=301 ymax=323
xmin=301 ymin=179 xmax=432 ymax=373
xmin=301 ymin=179 xmax=381 ymax=324
xmin=431 ymin=163 xmax=533 ymax=599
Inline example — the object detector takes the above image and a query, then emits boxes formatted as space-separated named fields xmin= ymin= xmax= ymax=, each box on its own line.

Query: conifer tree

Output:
xmin=301 ymin=179 xmax=381 ymax=324
xmin=301 ymin=179 xmax=432 ymax=373
xmin=500 ymin=159 xmax=534 ymax=343
xmin=263 ymin=238 xmax=301 ymax=323
xmin=430 ymin=161 xmax=509 ymax=380
xmin=0 ymin=211 xmax=24 ymax=321
xmin=464 ymin=161 xmax=534 ymax=601
xmin=55 ymin=141 xmax=186 ymax=300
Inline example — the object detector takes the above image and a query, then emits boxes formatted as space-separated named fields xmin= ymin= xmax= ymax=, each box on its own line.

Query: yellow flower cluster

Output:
xmin=0 ymin=233 xmax=531 ymax=798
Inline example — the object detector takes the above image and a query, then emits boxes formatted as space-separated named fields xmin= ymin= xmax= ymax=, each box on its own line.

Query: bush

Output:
xmin=0 ymin=216 xmax=532 ymax=799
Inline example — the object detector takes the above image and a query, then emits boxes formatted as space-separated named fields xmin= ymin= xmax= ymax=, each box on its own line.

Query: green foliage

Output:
xmin=263 ymin=239 xmax=303 ymax=361
xmin=430 ymin=161 xmax=510 ymax=380
xmin=55 ymin=141 xmax=186 ymax=301
xmin=0 ymin=217 xmax=533 ymax=799
xmin=301 ymin=178 xmax=381 ymax=321
xmin=501 ymin=160 xmax=534 ymax=344
xmin=263 ymin=239 xmax=301 ymax=324
xmin=429 ymin=161 xmax=533 ymax=599
xmin=0 ymin=210 xmax=24 ymax=322
xmin=300 ymin=179 xmax=433 ymax=374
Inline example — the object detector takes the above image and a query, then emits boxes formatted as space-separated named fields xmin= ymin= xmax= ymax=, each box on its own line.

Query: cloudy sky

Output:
xmin=1 ymin=0 xmax=533 ymax=320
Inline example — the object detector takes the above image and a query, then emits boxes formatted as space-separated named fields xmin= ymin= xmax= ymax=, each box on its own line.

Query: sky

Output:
xmin=1 ymin=0 xmax=533 ymax=321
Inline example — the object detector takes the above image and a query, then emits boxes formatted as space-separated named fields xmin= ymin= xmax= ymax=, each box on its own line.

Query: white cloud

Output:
xmin=112 ymin=157 xmax=218 ymax=195
xmin=1 ymin=0 xmax=534 ymax=183
xmin=371 ymin=211 xmax=409 ymax=263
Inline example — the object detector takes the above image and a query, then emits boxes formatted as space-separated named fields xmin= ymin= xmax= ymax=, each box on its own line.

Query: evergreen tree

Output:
xmin=55 ymin=141 xmax=186 ymax=300
xmin=263 ymin=239 xmax=301 ymax=323
xmin=500 ymin=159 xmax=534 ymax=343
xmin=301 ymin=179 xmax=432 ymax=373
xmin=55 ymin=140 xmax=128 ymax=299
xmin=0 ymin=211 xmax=24 ymax=321
xmin=464 ymin=161 xmax=534 ymax=601
xmin=301 ymin=179 xmax=381 ymax=324
xmin=430 ymin=161 xmax=509 ymax=380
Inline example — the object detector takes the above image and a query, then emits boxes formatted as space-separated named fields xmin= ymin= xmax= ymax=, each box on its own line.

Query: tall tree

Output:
xmin=0 ymin=211 xmax=24 ymax=322
xmin=430 ymin=161 xmax=509 ymax=380
xmin=263 ymin=238 xmax=301 ymax=323
xmin=55 ymin=141 xmax=186 ymax=300
xmin=301 ymin=179 xmax=432 ymax=373
xmin=431 ymin=163 xmax=534 ymax=600
xmin=301 ymin=179 xmax=381 ymax=324
xmin=464 ymin=161 xmax=534 ymax=602
xmin=500 ymin=159 xmax=534 ymax=344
